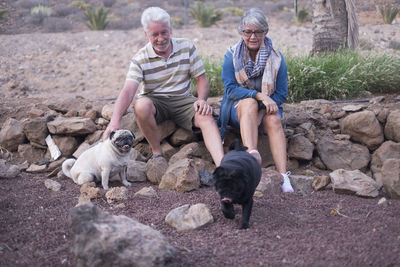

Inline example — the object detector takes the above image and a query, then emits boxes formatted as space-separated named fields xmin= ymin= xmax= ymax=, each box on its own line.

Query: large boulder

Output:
xmin=316 ymin=135 xmax=370 ymax=171
xmin=68 ymin=202 xmax=175 ymax=267
xmin=340 ymin=110 xmax=384 ymax=150
xmin=381 ymin=159 xmax=400 ymax=199
xmin=384 ymin=110 xmax=400 ymax=142
xmin=0 ymin=118 xmax=26 ymax=151
xmin=371 ymin=141 xmax=400 ymax=188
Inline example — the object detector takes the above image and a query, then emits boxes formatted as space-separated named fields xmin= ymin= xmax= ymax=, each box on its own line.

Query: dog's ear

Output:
xmin=213 ymin=166 xmax=226 ymax=178
xmin=229 ymin=139 xmax=247 ymax=151
xmin=109 ymin=131 xmax=116 ymax=140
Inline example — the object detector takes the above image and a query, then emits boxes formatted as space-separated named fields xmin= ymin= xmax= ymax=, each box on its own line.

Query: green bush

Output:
xmin=191 ymin=57 xmax=224 ymax=97
xmin=379 ymin=5 xmax=399 ymax=24
xmin=286 ymin=50 xmax=400 ymax=102
xmin=30 ymin=5 xmax=52 ymax=23
xmin=295 ymin=5 xmax=309 ymax=26
xmin=222 ymin=6 xmax=245 ymax=17
xmin=83 ymin=6 xmax=110 ymax=30
xmin=190 ymin=1 xmax=222 ymax=28
xmin=0 ymin=9 xmax=8 ymax=20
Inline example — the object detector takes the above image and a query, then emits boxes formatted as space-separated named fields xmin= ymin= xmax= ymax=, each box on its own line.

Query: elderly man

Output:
xmin=103 ymin=6 xmax=224 ymax=166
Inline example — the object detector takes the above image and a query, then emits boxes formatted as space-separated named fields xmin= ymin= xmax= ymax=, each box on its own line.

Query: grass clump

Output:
xmin=30 ymin=5 xmax=52 ymax=23
xmin=0 ymin=9 xmax=8 ymax=20
xmin=379 ymin=5 xmax=399 ymax=24
xmin=70 ymin=0 xmax=110 ymax=30
xmin=222 ymin=6 xmax=244 ymax=17
xmin=190 ymin=1 xmax=222 ymax=28
xmin=295 ymin=5 xmax=309 ymax=26
xmin=191 ymin=57 xmax=224 ymax=97
xmin=286 ymin=50 xmax=400 ymax=102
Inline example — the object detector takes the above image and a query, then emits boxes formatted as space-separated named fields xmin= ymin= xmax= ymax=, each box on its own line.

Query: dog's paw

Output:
xmin=240 ymin=222 xmax=249 ymax=229
xmin=123 ymin=181 xmax=132 ymax=187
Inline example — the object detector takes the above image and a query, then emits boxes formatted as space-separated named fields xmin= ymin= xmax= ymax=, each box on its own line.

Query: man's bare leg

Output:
xmin=134 ymin=97 xmax=162 ymax=155
xmin=194 ymin=113 xmax=224 ymax=166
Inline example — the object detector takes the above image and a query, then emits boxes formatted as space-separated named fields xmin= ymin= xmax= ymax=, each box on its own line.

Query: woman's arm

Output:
xmin=221 ymin=51 xmax=258 ymax=101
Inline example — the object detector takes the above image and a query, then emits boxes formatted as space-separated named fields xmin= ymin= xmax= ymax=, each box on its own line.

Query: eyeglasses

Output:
xmin=241 ymin=30 xmax=265 ymax=38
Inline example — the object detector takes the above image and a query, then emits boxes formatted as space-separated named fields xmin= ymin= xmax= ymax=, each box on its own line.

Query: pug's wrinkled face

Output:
xmin=110 ymin=130 xmax=135 ymax=153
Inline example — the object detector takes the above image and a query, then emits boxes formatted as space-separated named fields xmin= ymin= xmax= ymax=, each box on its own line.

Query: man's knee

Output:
xmin=134 ymin=97 xmax=155 ymax=117
xmin=194 ymin=113 xmax=215 ymax=128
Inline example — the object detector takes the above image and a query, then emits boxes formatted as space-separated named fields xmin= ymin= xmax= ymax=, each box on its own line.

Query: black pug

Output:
xmin=213 ymin=139 xmax=261 ymax=229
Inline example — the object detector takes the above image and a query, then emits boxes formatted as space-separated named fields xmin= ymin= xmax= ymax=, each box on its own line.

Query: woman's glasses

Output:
xmin=241 ymin=30 xmax=265 ymax=38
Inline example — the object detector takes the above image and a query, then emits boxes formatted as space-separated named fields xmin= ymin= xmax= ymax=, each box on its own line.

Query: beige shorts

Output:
xmin=142 ymin=95 xmax=197 ymax=131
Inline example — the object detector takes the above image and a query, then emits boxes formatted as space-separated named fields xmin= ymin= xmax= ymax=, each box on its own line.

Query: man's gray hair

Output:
xmin=238 ymin=8 xmax=269 ymax=34
xmin=141 ymin=7 xmax=170 ymax=32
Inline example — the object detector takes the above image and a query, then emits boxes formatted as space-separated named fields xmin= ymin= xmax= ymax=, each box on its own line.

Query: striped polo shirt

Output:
xmin=126 ymin=37 xmax=205 ymax=97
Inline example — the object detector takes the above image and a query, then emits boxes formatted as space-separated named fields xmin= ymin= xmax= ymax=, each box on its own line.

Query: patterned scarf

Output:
xmin=230 ymin=36 xmax=282 ymax=96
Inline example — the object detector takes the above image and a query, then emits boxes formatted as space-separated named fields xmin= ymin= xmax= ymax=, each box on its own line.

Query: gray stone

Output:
xmin=159 ymin=158 xmax=199 ymax=192
xmin=47 ymin=117 xmax=97 ymax=135
xmin=69 ymin=203 xmax=175 ymax=266
xmin=0 ymin=118 xmax=26 ymax=151
xmin=165 ymin=203 xmax=213 ymax=231
xmin=330 ymin=169 xmax=380 ymax=198
xmin=127 ymin=160 xmax=147 ymax=182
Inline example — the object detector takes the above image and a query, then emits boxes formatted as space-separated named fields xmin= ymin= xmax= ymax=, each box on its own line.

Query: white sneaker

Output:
xmin=281 ymin=171 xmax=294 ymax=193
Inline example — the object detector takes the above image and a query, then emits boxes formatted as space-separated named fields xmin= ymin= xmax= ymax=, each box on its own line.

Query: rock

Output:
xmin=255 ymin=169 xmax=282 ymax=196
xmin=377 ymin=197 xmax=388 ymax=206
xmin=169 ymin=128 xmax=197 ymax=146
xmin=165 ymin=203 xmax=213 ymax=231
xmin=127 ymin=160 xmax=147 ymax=182
xmin=23 ymin=117 xmax=49 ymax=147
xmin=169 ymin=142 xmax=212 ymax=165
xmin=342 ymin=104 xmax=364 ymax=112
xmin=199 ymin=168 xmax=215 ymax=187
xmin=146 ymin=156 xmax=169 ymax=184
xmin=135 ymin=186 xmax=158 ymax=197
xmin=0 ymin=159 xmax=21 ymax=178
xmin=312 ymin=175 xmax=330 ymax=191
xmin=290 ymin=174 xmax=314 ymax=196
xmin=105 ymin=187 xmax=128 ymax=203
xmin=69 ymin=203 xmax=175 ymax=266
xmin=159 ymin=158 xmax=199 ymax=192
xmin=288 ymin=134 xmax=314 ymax=161
xmin=340 ymin=110 xmax=384 ymax=150
xmin=26 ymin=163 xmax=47 ymax=173
xmin=44 ymin=179 xmax=62 ymax=191
xmin=47 ymin=117 xmax=97 ymax=135
xmin=80 ymin=182 xmax=104 ymax=199
xmin=316 ymin=135 xmax=370 ymax=171
xmin=0 ymin=118 xmax=26 ymax=151
xmin=384 ymin=110 xmax=400 ymax=142
xmin=52 ymin=135 xmax=79 ymax=157
xmin=381 ymin=159 xmax=400 ymax=199
xmin=329 ymin=169 xmax=380 ymax=198
xmin=101 ymin=103 xmax=114 ymax=120
xmin=17 ymin=144 xmax=46 ymax=164
xmin=371 ymin=141 xmax=400 ymax=188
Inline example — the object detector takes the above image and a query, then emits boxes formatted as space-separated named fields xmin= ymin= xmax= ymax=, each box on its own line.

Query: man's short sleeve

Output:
xmin=125 ymin=58 xmax=143 ymax=84
xmin=188 ymin=42 xmax=205 ymax=78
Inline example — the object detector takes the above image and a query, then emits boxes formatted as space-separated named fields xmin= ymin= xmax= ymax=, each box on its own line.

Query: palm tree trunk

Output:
xmin=311 ymin=0 xmax=359 ymax=54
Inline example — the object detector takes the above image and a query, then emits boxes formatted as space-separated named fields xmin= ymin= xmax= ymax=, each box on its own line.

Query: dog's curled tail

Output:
xmin=61 ymin=158 xmax=76 ymax=178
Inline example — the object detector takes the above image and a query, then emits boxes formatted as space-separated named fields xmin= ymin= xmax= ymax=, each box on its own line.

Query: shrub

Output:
xmin=222 ymin=6 xmax=245 ymax=17
xmin=191 ymin=57 xmax=224 ymax=97
xmin=190 ymin=1 xmax=222 ymax=28
xmin=295 ymin=5 xmax=309 ymax=26
xmin=0 ymin=9 xmax=7 ymax=20
xmin=379 ymin=5 xmax=399 ymax=24
xmin=31 ymin=4 xmax=52 ymax=18
xmin=286 ymin=50 xmax=400 ymax=102
xmin=83 ymin=6 xmax=110 ymax=30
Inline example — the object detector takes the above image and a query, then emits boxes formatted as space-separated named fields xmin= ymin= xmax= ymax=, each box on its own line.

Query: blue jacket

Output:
xmin=217 ymin=50 xmax=288 ymax=138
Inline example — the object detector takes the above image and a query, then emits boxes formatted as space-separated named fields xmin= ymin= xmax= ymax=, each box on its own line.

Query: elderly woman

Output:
xmin=218 ymin=8 xmax=293 ymax=193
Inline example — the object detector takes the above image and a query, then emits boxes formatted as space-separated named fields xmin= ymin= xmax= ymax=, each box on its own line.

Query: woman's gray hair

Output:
xmin=238 ymin=8 xmax=269 ymax=34
xmin=141 ymin=7 xmax=170 ymax=32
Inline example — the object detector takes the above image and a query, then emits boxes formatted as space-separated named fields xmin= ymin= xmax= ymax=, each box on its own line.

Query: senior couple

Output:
xmin=103 ymin=7 xmax=294 ymax=193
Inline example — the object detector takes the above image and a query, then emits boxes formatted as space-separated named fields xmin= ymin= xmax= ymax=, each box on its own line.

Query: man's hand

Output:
xmin=194 ymin=99 xmax=212 ymax=116
xmin=102 ymin=121 xmax=121 ymax=141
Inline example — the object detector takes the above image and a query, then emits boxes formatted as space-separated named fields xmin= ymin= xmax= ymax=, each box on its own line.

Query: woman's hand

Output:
xmin=256 ymin=93 xmax=278 ymax=115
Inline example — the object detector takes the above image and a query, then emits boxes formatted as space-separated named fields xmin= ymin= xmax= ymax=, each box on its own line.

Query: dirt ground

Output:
xmin=1 ymin=0 xmax=400 ymax=266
